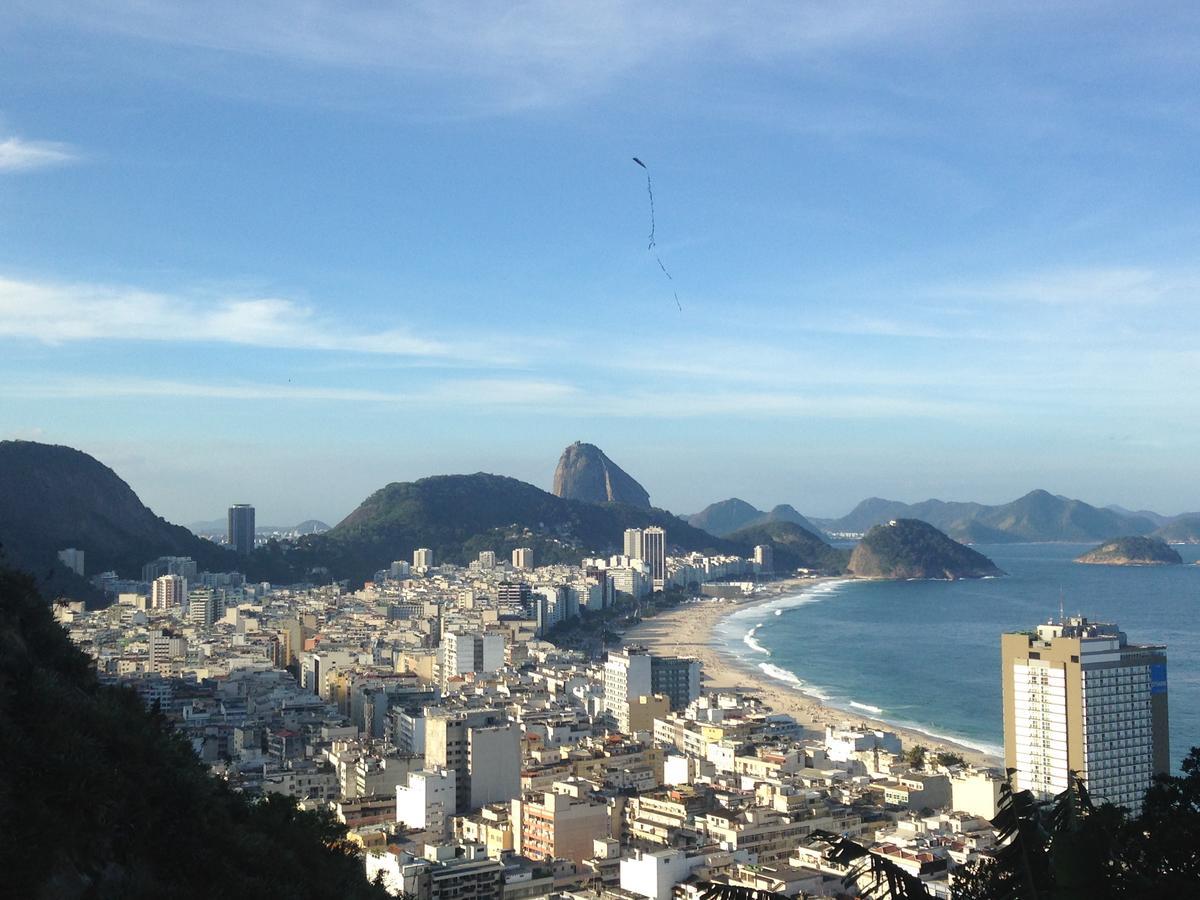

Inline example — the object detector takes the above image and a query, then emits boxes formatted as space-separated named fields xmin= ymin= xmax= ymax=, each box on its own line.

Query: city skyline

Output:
xmin=3 ymin=4 xmax=1200 ymax=522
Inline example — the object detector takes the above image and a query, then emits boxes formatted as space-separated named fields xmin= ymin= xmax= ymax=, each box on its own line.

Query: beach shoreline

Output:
xmin=622 ymin=577 xmax=1002 ymax=768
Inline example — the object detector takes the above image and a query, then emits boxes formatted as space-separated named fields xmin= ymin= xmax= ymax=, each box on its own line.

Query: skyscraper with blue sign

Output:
xmin=1002 ymin=616 xmax=1168 ymax=815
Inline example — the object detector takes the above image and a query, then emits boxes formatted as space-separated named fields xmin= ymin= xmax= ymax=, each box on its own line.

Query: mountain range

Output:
xmin=809 ymin=489 xmax=1197 ymax=544
xmin=4 ymin=438 xmax=1198 ymax=606
xmin=0 ymin=441 xmax=847 ymax=595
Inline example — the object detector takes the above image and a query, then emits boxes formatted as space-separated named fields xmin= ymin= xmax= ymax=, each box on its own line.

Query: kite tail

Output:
xmin=646 ymin=174 xmax=656 ymax=249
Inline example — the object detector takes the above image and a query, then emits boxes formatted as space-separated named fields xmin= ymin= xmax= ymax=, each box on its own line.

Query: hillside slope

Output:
xmin=0 ymin=565 xmax=387 ymax=899
xmin=0 ymin=441 xmax=239 ymax=593
xmin=725 ymin=521 xmax=848 ymax=575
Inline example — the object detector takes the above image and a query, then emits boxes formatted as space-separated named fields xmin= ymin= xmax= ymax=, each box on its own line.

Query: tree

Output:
xmin=808 ymin=829 xmax=932 ymax=899
xmin=906 ymin=744 xmax=928 ymax=769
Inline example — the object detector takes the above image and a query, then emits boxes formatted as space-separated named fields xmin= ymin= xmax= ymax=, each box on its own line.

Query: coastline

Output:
xmin=622 ymin=577 xmax=1002 ymax=768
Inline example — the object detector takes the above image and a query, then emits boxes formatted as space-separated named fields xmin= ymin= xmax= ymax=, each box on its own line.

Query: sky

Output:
xmin=2 ymin=2 xmax=1199 ymax=526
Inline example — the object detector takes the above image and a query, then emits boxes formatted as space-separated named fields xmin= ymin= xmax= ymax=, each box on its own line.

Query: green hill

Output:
xmin=0 ymin=564 xmax=387 ymax=899
xmin=1076 ymin=536 xmax=1183 ymax=566
xmin=0 ymin=441 xmax=241 ymax=597
xmin=289 ymin=473 xmax=731 ymax=583
xmin=847 ymin=519 xmax=1004 ymax=579
xmin=725 ymin=520 xmax=848 ymax=575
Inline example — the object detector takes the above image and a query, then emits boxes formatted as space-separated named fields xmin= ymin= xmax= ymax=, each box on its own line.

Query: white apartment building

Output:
xmin=396 ymin=768 xmax=457 ymax=836
xmin=604 ymin=648 xmax=654 ymax=733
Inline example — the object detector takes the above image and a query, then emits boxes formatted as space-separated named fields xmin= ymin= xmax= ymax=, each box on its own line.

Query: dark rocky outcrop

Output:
xmin=551 ymin=441 xmax=650 ymax=508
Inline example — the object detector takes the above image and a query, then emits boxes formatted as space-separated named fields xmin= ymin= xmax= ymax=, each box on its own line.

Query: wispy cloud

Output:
xmin=0 ymin=136 xmax=78 ymax=172
xmin=0 ymin=274 xmax=513 ymax=362
xmin=932 ymin=266 xmax=1189 ymax=307
xmin=8 ymin=375 xmax=578 ymax=407
xmin=15 ymin=1 xmax=977 ymax=112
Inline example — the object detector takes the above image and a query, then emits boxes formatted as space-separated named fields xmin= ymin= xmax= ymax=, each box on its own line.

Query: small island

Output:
xmin=1075 ymin=536 xmax=1183 ymax=566
xmin=846 ymin=518 xmax=1004 ymax=579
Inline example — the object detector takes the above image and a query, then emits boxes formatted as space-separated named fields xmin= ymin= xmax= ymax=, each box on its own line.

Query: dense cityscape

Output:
xmin=36 ymin=497 xmax=1174 ymax=899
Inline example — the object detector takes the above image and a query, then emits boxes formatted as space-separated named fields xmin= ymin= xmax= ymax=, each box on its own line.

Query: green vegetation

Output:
xmin=286 ymin=472 xmax=731 ymax=584
xmin=846 ymin=519 xmax=1004 ymax=580
xmin=725 ymin=520 xmax=849 ymax=575
xmin=1075 ymin=536 xmax=1183 ymax=566
xmin=952 ymin=759 xmax=1200 ymax=898
xmin=0 ymin=565 xmax=388 ymax=899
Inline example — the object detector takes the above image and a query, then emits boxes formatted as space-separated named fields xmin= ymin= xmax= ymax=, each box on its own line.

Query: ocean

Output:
xmin=716 ymin=543 xmax=1200 ymax=767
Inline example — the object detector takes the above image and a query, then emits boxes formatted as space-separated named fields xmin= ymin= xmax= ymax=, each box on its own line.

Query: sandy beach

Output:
xmin=623 ymin=578 xmax=1002 ymax=768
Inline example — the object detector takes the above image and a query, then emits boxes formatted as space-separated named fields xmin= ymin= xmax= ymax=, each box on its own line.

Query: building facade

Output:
xmin=1002 ymin=616 xmax=1168 ymax=814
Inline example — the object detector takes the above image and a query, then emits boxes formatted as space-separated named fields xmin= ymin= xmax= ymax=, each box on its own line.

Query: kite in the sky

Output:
xmin=632 ymin=157 xmax=681 ymax=311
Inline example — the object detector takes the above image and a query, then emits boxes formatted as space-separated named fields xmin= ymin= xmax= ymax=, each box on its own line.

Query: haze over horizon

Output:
xmin=3 ymin=3 xmax=1199 ymax=524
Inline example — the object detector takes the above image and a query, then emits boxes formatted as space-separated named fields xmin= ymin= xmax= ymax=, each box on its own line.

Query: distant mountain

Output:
xmin=291 ymin=472 xmax=727 ymax=584
xmin=1106 ymin=505 xmax=1175 ymax=528
xmin=688 ymin=498 xmax=823 ymax=538
xmin=0 ymin=441 xmax=240 ymax=598
xmin=187 ymin=518 xmax=331 ymax=535
xmin=1153 ymin=515 xmax=1200 ymax=544
xmin=552 ymin=442 xmax=650 ymax=509
xmin=817 ymin=490 xmax=1158 ymax=543
xmin=814 ymin=497 xmax=988 ymax=535
xmin=725 ymin=521 xmax=848 ymax=575
xmin=290 ymin=519 xmax=331 ymax=535
xmin=687 ymin=498 xmax=763 ymax=536
xmin=846 ymin=519 xmax=1004 ymax=579
xmin=1076 ymin=536 xmax=1182 ymax=566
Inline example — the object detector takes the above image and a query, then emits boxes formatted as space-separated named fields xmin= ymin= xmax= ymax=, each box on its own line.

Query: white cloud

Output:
xmin=0 ymin=274 xmax=508 ymax=360
xmin=0 ymin=136 xmax=78 ymax=172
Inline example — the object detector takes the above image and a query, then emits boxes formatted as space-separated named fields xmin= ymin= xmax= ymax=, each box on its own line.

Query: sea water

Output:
xmin=717 ymin=543 xmax=1200 ymax=766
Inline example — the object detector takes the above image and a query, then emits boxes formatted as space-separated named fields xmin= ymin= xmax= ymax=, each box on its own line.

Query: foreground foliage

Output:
xmin=0 ymin=565 xmax=388 ymax=899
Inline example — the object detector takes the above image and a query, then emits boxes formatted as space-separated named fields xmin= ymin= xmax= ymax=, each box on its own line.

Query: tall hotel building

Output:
xmin=227 ymin=503 xmax=255 ymax=555
xmin=1002 ymin=616 xmax=1168 ymax=814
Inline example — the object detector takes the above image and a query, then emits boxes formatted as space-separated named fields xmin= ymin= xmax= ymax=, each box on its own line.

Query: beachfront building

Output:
xmin=1001 ymin=616 xmax=1169 ymax=814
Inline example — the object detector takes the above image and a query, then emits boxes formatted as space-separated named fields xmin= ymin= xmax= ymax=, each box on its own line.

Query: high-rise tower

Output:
xmin=227 ymin=504 xmax=255 ymax=555
xmin=1002 ymin=616 xmax=1168 ymax=814
xmin=623 ymin=528 xmax=643 ymax=560
xmin=641 ymin=526 xmax=666 ymax=591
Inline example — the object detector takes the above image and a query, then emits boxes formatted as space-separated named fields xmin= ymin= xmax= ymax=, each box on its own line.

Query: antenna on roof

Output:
xmin=1058 ymin=589 xmax=1065 ymax=624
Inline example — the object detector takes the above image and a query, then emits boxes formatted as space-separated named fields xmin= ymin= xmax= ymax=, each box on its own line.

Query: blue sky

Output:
xmin=2 ymin=2 xmax=1199 ymax=525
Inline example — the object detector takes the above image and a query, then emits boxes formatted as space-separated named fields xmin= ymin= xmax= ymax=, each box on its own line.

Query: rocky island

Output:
xmin=846 ymin=518 xmax=1004 ymax=579
xmin=1075 ymin=536 xmax=1183 ymax=566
